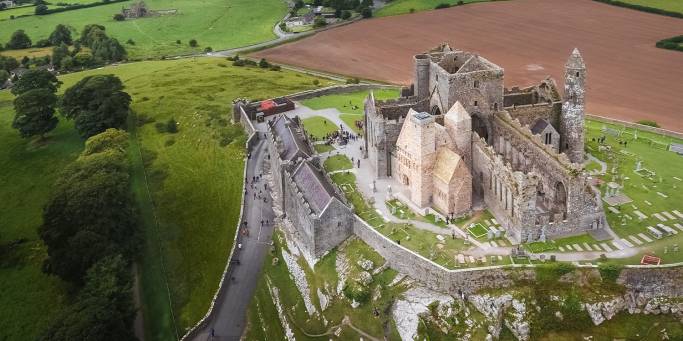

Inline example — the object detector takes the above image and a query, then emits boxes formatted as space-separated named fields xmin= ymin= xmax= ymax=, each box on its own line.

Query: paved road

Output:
xmin=191 ymin=135 xmax=276 ymax=341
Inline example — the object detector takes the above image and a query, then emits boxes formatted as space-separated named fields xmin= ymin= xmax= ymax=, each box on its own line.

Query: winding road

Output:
xmin=191 ymin=135 xmax=276 ymax=341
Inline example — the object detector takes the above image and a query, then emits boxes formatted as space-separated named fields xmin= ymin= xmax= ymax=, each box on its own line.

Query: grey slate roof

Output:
xmin=531 ymin=119 xmax=551 ymax=135
xmin=270 ymin=115 xmax=312 ymax=161
xmin=292 ymin=161 xmax=337 ymax=214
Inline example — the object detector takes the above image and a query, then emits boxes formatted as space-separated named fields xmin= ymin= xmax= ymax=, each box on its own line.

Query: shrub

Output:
xmin=598 ymin=263 xmax=623 ymax=283
xmin=343 ymin=283 xmax=370 ymax=304
xmin=435 ymin=3 xmax=450 ymax=9
xmin=361 ymin=7 xmax=372 ymax=18
xmin=126 ymin=39 xmax=135 ymax=45
xmin=232 ymin=59 xmax=245 ymax=67
xmin=535 ymin=262 xmax=575 ymax=283
xmin=313 ymin=17 xmax=327 ymax=28
xmin=113 ymin=13 xmax=125 ymax=21
xmin=457 ymin=0 xmax=465 ymax=5
xmin=279 ymin=22 xmax=287 ymax=32
xmin=189 ymin=39 xmax=198 ymax=47
xmin=636 ymin=119 xmax=660 ymax=128
xmin=313 ymin=79 xmax=320 ymax=86
xmin=346 ymin=77 xmax=360 ymax=84
xmin=409 ymin=8 xmax=415 ymax=13
xmin=341 ymin=10 xmax=352 ymax=19
xmin=154 ymin=121 xmax=167 ymax=133
xmin=655 ymin=35 xmax=683 ymax=52
xmin=34 ymin=39 xmax=51 ymax=47
xmin=204 ymin=46 xmax=213 ymax=53
xmin=166 ymin=118 xmax=178 ymax=133
xmin=269 ymin=65 xmax=281 ymax=71
xmin=35 ymin=4 xmax=48 ymax=15
xmin=175 ymin=39 xmax=181 ymax=44
xmin=258 ymin=58 xmax=270 ymax=68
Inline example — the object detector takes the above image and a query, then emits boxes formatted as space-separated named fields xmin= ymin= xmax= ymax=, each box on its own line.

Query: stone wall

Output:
xmin=353 ymin=214 xmax=683 ymax=297
xmin=286 ymin=84 xmax=399 ymax=102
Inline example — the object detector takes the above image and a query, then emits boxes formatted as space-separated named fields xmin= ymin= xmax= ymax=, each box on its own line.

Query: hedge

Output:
xmin=656 ymin=35 xmax=683 ymax=52
xmin=36 ymin=0 xmax=129 ymax=16
xmin=593 ymin=0 xmax=683 ymax=19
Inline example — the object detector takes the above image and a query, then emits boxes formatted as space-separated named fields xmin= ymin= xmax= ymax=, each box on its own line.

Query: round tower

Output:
xmin=414 ymin=54 xmax=431 ymax=100
xmin=560 ymin=48 xmax=586 ymax=164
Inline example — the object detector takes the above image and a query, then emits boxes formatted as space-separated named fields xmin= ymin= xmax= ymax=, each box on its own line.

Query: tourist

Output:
xmin=238 ymin=243 xmax=242 ymax=250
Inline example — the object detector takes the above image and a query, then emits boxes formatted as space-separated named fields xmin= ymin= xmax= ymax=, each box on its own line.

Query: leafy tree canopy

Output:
xmin=49 ymin=24 xmax=73 ymax=46
xmin=60 ymin=75 xmax=131 ymax=138
xmin=12 ymin=88 xmax=58 ymax=138
xmin=6 ymin=29 xmax=32 ymax=49
xmin=0 ymin=55 xmax=19 ymax=72
xmin=10 ymin=69 xmax=61 ymax=95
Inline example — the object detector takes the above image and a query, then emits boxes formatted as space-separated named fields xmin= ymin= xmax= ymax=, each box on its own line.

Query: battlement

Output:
xmin=504 ymin=78 xmax=561 ymax=108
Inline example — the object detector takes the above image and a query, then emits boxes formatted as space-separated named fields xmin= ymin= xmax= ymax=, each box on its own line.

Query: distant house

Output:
xmin=0 ymin=0 xmax=15 ymax=9
xmin=10 ymin=67 xmax=28 ymax=80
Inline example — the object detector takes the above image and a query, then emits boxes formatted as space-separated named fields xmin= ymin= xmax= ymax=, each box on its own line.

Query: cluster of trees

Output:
xmin=11 ymin=69 xmax=132 ymax=140
xmin=593 ymin=0 xmax=683 ymax=19
xmin=39 ymin=128 xmax=139 ymax=340
xmin=656 ymin=35 xmax=683 ymax=53
xmin=4 ymin=24 xmax=72 ymax=50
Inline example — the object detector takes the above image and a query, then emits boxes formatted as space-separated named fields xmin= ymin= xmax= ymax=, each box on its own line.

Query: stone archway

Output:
xmin=554 ymin=181 xmax=567 ymax=220
xmin=431 ymin=105 xmax=442 ymax=116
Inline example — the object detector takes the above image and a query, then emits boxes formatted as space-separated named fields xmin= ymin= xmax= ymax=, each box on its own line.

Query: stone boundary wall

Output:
xmin=587 ymin=114 xmax=683 ymax=140
xmin=352 ymin=214 xmax=683 ymax=295
xmin=286 ymin=84 xmax=399 ymax=102
xmin=239 ymin=105 xmax=256 ymax=136
xmin=181 ymin=131 xmax=258 ymax=341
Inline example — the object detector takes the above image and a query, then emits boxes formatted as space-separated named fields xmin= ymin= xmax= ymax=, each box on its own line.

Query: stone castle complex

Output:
xmin=364 ymin=45 xmax=606 ymax=243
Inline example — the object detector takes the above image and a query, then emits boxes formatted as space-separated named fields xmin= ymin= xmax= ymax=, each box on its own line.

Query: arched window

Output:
xmin=474 ymin=100 xmax=478 ymax=107
xmin=575 ymin=71 xmax=580 ymax=77
xmin=474 ymin=80 xmax=479 ymax=88
xmin=494 ymin=103 xmax=498 ymax=111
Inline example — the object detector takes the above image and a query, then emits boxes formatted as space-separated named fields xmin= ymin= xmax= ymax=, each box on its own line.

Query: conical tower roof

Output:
xmin=566 ymin=48 xmax=585 ymax=69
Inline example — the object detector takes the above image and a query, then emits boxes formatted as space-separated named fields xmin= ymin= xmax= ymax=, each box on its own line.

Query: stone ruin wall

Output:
xmin=313 ymin=198 xmax=354 ymax=258
xmin=489 ymin=112 xmax=605 ymax=240
xmin=505 ymin=101 xmax=562 ymax=129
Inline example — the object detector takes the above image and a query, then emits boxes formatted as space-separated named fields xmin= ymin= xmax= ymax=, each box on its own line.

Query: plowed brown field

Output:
xmin=254 ymin=0 xmax=683 ymax=131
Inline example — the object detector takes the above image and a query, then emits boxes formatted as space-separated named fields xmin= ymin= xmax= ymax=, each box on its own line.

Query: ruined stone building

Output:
xmin=364 ymin=45 xmax=606 ymax=242
xmin=266 ymin=115 xmax=354 ymax=261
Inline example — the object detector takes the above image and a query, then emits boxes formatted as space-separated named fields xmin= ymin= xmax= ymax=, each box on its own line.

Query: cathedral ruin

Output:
xmin=363 ymin=45 xmax=606 ymax=243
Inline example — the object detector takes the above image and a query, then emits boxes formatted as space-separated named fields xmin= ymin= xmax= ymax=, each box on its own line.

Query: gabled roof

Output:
xmin=566 ymin=48 xmax=585 ymax=69
xmin=270 ymin=115 xmax=312 ymax=161
xmin=433 ymin=147 xmax=462 ymax=184
xmin=456 ymin=55 xmax=491 ymax=74
xmin=530 ymin=119 xmax=556 ymax=135
xmin=445 ymin=101 xmax=470 ymax=124
xmin=292 ymin=161 xmax=337 ymax=214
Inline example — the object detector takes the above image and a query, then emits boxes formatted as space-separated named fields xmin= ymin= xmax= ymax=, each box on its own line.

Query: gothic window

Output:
xmin=474 ymin=100 xmax=478 ymax=107
xmin=545 ymin=133 xmax=552 ymax=145
xmin=494 ymin=103 xmax=498 ymax=111
xmin=576 ymin=71 xmax=580 ymax=77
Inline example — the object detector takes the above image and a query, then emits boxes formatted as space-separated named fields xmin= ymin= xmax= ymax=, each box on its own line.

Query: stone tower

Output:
xmin=560 ymin=48 xmax=586 ymax=164
xmin=414 ymin=54 xmax=431 ymax=100
xmin=444 ymin=101 xmax=472 ymax=164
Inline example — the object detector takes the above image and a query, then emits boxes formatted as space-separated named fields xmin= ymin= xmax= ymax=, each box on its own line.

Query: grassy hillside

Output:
xmin=0 ymin=0 xmax=287 ymax=58
xmin=0 ymin=57 xmax=335 ymax=341
xmin=375 ymin=0 xmax=485 ymax=17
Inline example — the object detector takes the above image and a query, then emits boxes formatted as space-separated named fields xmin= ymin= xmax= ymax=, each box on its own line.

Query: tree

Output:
xmin=113 ymin=13 xmax=125 ymax=21
xmin=258 ymin=58 xmax=270 ymax=68
xmin=60 ymin=75 xmax=132 ymax=138
xmin=91 ymin=37 xmax=127 ymax=62
xmin=80 ymin=24 xmax=107 ymax=47
xmin=361 ymin=7 xmax=372 ymax=18
xmin=49 ymin=24 xmax=73 ymax=46
xmin=39 ymin=129 xmax=138 ymax=282
xmin=35 ymin=3 xmax=48 ymax=15
xmin=6 ymin=29 xmax=32 ymax=49
xmin=12 ymin=88 xmax=59 ymax=139
xmin=40 ymin=255 xmax=137 ymax=341
xmin=341 ymin=10 xmax=351 ymax=19
xmin=0 ymin=69 xmax=9 ymax=83
xmin=10 ymin=69 xmax=61 ymax=95
xmin=51 ymin=43 xmax=70 ymax=68
xmin=189 ymin=39 xmax=198 ymax=47
xmin=0 ymin=55 xmax=19 ymax=72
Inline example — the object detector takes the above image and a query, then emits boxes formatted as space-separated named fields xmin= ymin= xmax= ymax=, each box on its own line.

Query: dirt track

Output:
xmin=253 ymin=0 xmax=683 ymax=132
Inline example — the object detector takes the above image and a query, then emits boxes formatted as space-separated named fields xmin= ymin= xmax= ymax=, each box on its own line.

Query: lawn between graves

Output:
xmin=585 ymin=119 xmax=683 ymax=264
xmin=301 ymin=116 xmax=338 ymax=140
xmin=0 ymin=0 xmax=287 ymax=58
xmin=0 ymin=58 xmax=334 ymax=340
xmin=323 ymin=154 xmax=353 ymax=172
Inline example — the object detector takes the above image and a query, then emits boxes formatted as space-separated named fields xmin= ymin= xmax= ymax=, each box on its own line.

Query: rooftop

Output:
xmin=270 ymin=115 xmax=313 ymax=161
xmin=292 ymin=161 xmax=338 ymax=214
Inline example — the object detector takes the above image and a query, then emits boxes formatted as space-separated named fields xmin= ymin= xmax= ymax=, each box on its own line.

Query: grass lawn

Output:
xmin=0 ymin=46 xmax=89 ymax=60
xmin=313 ymin=143 xmax=334 ymax=153
xmin=467 ymin=223 xmax=489 ymax=238
xmin=302 ymin=115 xmax=338 ymax=139
xmin=375 ymin=0 xmax=485 ymax=17
xmin=0 ymin=91 xmax=82 ymax=340
xmin=619 ymin=0 xmax=683 ymax=13
xmin=301 ymin=88 xmax=400 ymax=116
xmin=585 ymin=119 xmax=683 ymax=264
xmin=323 ymin=154 xmax=352 ymax=172
xmin=0 ymin=0 xmax=287 ymax=58
xmin=0 ymin=58 xmax=334 ymax=340
xmin=0 ymin=4 xmax=35 ymax=20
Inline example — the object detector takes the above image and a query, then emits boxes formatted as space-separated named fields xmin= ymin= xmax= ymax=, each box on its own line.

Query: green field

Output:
xmin=301 ymin=116 xmax=338 ymax=139
xmin=301 ymin=88 xmax=399 ymax=116
xmin=374 ymin=0 xmax=484 ymax=17
xmin=619 ymin=0 xmax=683 ymax=13
xmin=0 ymin=58 xmax=334 ymax=340
xmin=323 ymin=154 xmax=353 ymax=172
xmin=0 ymin=0 xmax=287 ymax=58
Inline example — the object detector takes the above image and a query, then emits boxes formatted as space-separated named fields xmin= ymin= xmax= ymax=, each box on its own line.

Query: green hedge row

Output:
xmin=37 ymin=0 xmax=128 ymax=16
xmin=656 ymin=35 xmax=683 ymax=52
xmin=593 ymin=0 xmax=683 ymax=19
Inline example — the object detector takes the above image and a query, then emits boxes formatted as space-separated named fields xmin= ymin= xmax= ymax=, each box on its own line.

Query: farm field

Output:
xmin=254 ymin=0 xmax=683 ymax=131
xmin=375 ymin=0 xmax=483 ymax=17
xmin=0 ymin=0 xmax=287 ymax=58
xmin=0 ymin=58 xmax=334 ymax=340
